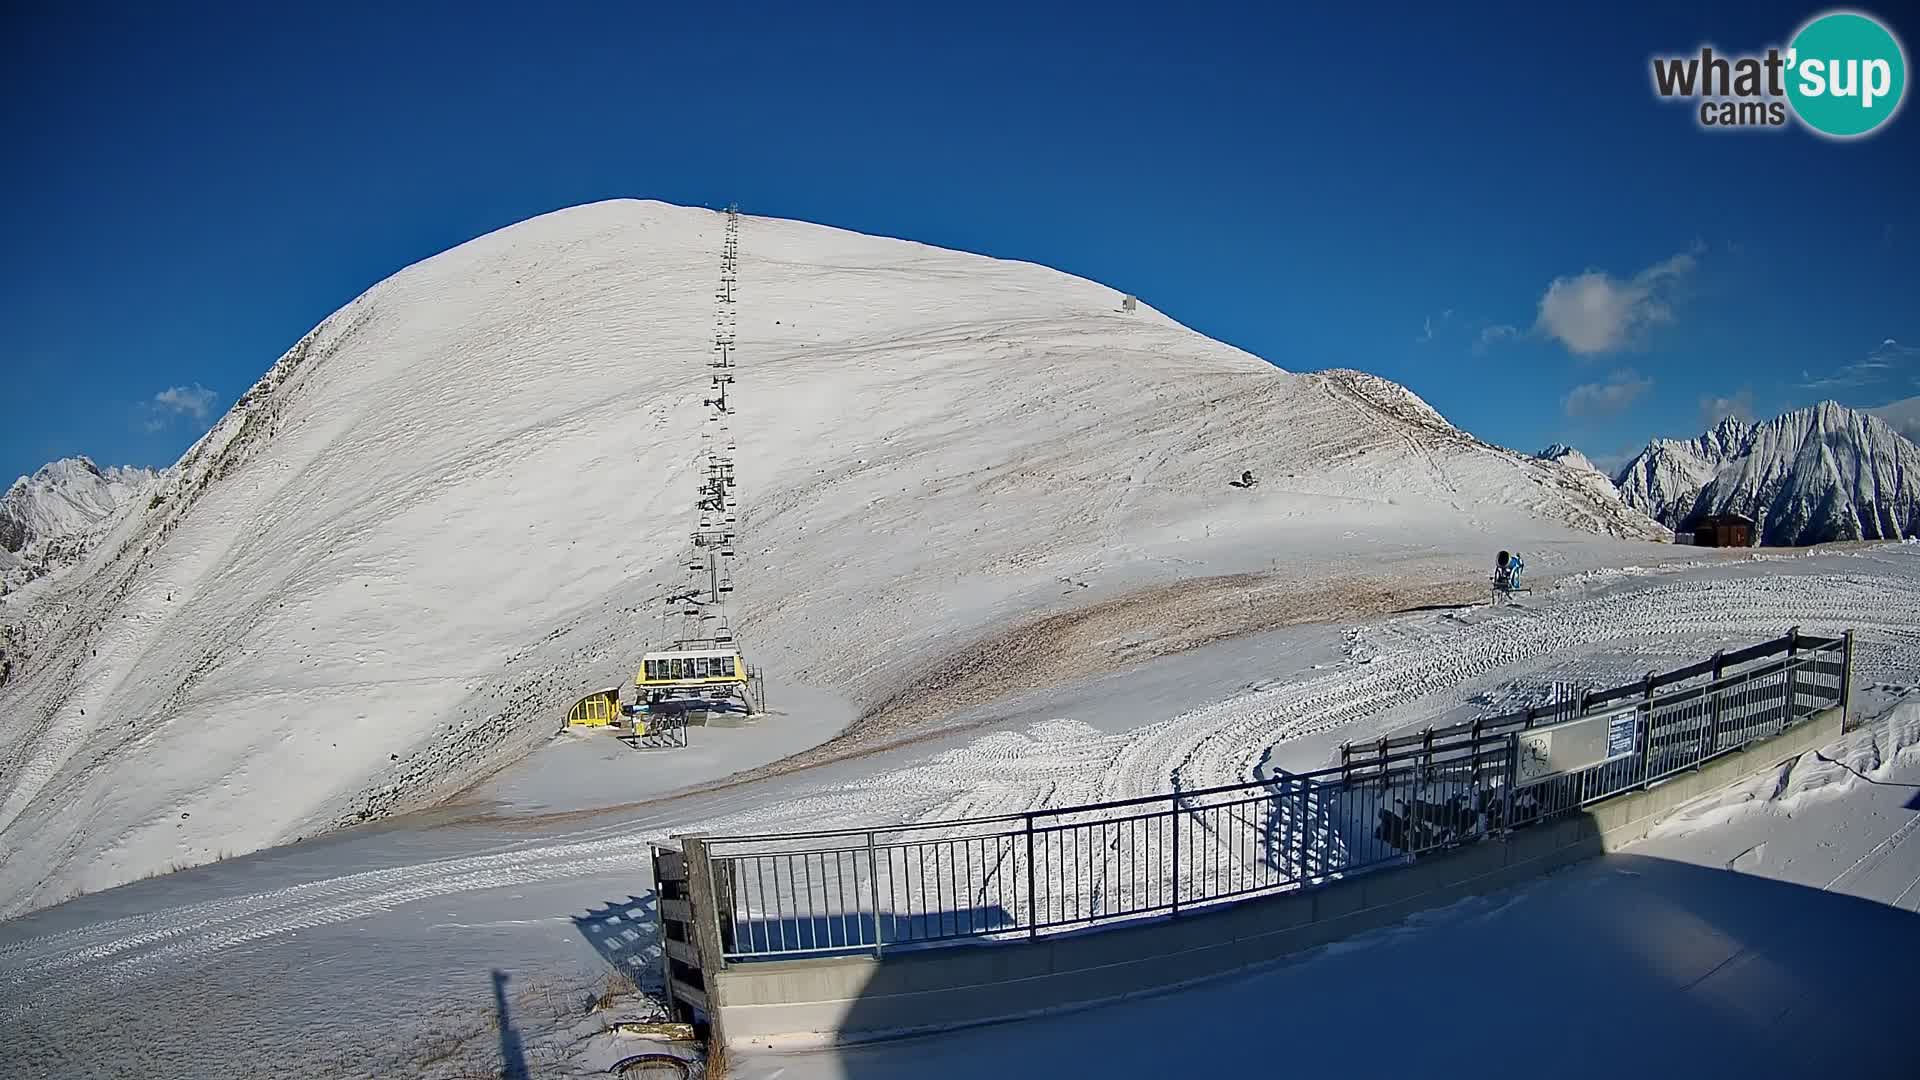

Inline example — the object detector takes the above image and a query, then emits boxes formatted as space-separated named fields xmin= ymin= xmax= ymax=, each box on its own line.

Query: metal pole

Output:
xmin=1470 ymin=719 xmax=1484 ymax=835
xmin=1170 ymin=793 xmax=1181 ymax=916
xmin=1640 ymin=671 xmax=1657 ymax=789
xmin=1707 ymin=650 xmax=1725 ymax=761
xmin=1786 ymin=626 xmax=1801 ymax=729
xmin=867 ymin=831 xmax=884 ymax=956
xmin=1502 ymin=732 xmax=1517 ymax=831
xmin=1024 ymin=814 xmax=1037 ymax=938
xmin=1842 ymin=629 xmax=1855 ymax=726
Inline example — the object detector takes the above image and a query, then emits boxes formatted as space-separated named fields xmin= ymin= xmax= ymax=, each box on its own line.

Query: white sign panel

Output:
xmin=1515 ymin=706 xmax=1640 ymax=786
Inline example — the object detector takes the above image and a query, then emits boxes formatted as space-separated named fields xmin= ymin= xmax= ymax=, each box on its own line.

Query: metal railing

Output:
xmin=694 ymin=630 xmax=1850 ymax=961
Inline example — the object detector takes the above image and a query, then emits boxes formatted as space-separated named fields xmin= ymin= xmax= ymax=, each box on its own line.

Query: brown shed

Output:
xmin=1693 ymin=513 xmax=1755 ymax=548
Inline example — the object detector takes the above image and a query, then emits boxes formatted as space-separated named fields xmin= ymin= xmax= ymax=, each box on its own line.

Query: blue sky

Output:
xmin=4 ymin=1 xmax=1917 ymax=483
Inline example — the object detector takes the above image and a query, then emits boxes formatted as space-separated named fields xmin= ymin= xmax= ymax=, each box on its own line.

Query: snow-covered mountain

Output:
xmin=1613 ymin=416 xmax=1751 ymax=525
xmin=1536 ymin=443 xmax=1601 ymax=475
xmin=1614 ymin=403 xmax=1920 ymax=546
xmin=0 ymin=200 xmax=1665 ymax=914
xmin=0 ymin=457 xmax=156 ymax=594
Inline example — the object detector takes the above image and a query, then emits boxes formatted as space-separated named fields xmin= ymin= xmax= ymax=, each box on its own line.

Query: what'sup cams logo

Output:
xmin=1651 ymin=9 xmax=1907 ymax=138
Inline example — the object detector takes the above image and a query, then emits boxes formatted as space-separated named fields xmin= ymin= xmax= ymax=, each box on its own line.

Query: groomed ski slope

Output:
xmin=0 ymin=200 xmax=1662 ymax=915
xmin=1 ymin=547 xmax=1916 ymax=1079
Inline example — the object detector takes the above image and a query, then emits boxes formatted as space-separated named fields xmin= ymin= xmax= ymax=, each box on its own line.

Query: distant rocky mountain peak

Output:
xmin=1614 ymin=401 xmax=1920 ymax=546
xmin=1536 ymin=443 xmax=1602 ymax=474
xmin=1 ymin=456 xmax=158 ymax=591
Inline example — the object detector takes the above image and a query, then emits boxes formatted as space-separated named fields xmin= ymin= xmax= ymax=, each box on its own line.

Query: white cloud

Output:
xmin=1534 ymin=251 xmax=1696 ymax=355
xmin=1799 ymin=339 xmax=1920 ymax=391
xmin=1476 ymin=323 xmax=1521 ymax=350
xmin=1700 ymin=389 xmax=1754 ymax=426
xmin=154 ymin=384 xmax=217 ymax=419
xmin=1563 ymin=369 xmax=1653 ymax=418
xmin=1587 ymin=448 xmax=1637 ymax=475
xmin=139 ymin=384 xmax=218 ymax=433
xmin=1415 ymin=309 xmax=1455 ymax=345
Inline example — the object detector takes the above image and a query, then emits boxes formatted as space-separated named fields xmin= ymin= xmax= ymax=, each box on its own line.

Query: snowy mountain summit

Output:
xmin=1536 ymin=443 xmax=1602 ymax=475
xmin=0 ymin=457 xmax=156 ymax=593
xmin=1615 ymin=403 xmax=1920 ymax=546
xmin=0 ymin=200 xmax=1664 ymax=914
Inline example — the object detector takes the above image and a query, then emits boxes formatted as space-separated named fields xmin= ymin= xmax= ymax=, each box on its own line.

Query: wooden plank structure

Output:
xmin=651 ymin=839 xmax=725 ymax=1038
xmin=1692 ymin=512 xmax=1754 ymax=547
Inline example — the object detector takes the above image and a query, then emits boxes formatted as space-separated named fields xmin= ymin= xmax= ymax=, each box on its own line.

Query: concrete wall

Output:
xmin=708 ymin=706 xmax=1843 ymax=1048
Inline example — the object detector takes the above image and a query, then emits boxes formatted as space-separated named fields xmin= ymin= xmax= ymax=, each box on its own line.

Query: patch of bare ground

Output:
xmin=463 ymin=569 xmax=1486 ymax=831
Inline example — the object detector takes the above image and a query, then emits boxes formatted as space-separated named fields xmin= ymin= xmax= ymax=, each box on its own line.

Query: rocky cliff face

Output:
xmin=1614 ymin=403 xmax=1920 ymax=546
xmin=0 ymin=458 xmax=157 ymax=592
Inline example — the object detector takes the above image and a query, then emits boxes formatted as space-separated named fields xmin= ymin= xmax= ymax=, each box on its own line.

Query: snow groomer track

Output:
xmin=5 ymin=547 xmax=1920 ymax=1039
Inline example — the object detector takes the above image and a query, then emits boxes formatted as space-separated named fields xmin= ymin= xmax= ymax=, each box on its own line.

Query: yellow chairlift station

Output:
xmin=565 ymin=687 xmax=623 ymax=727
xmin=636 ymin=648 xmax=746 ymax=688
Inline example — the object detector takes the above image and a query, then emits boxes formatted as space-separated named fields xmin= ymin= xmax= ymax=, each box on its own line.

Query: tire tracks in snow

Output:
xmin=5 ymin=556 xmax=1919 ymax=1019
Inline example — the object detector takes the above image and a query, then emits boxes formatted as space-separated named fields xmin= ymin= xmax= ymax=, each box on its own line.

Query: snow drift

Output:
xmin=1615 ymin=403 xmax=1920 ymax=545
xmin=0 ymin=200 xmax=1664 ymax=914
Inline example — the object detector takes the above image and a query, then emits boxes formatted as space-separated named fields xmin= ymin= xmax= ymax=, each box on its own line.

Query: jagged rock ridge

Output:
xmin=1614 ymin=403 xmax=1920 ymax=546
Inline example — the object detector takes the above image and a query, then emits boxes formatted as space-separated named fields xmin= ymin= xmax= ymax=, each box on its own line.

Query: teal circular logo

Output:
xmin=1787 ymin=11 xmax=1907 ymax=137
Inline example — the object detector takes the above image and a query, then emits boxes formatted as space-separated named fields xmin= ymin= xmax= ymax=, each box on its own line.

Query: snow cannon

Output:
xmin=1492 ymin=551 xmax=1528 ymax=605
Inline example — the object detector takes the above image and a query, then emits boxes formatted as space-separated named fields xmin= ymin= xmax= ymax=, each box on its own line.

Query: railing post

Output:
xmin=1706 ymin=650 xmax=1725 ymax=762
xmin=1024 ymin=814 xmax=1037 ymax=939
xmin=1471 ymin=719 xmax=1485 ymax=830
xmin=1169 ymin=793 xmax=1182 ymax=916
xmin=1785 ymin=626 xmax=1801 ymax=728
xmin=678 ymin=836 xmax=729 ymax=1038
xmin=1502 ymin=732 xmax=1517 ymax=831
xmin=1639 ymin=671 xmax=1657 ymax=788
xmin=1842 ymin=629 xmax=1856 ymax=725
xmin=867 ymin=830 xmax=884 ymax=956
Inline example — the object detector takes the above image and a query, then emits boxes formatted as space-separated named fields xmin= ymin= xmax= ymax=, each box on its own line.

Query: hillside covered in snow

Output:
xmin=0 ymin=200 xmax=1667 ymax=914
xmin=0 ymin=458 xmax=156 ymax=594
xmin=1614 ymin=403 xmax=1920 ymax=546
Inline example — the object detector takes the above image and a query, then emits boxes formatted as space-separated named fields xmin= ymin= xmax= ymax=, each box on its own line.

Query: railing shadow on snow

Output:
xmin=573 ymin=892 xmax=665 ymax=993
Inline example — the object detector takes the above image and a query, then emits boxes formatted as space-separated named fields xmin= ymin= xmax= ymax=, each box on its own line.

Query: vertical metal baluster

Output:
xmin=774 ymin=856 xmax=789 ymax=954
xmin=1128 ymin=815 xmax=1138 ymax=914
xmin=963 ymin=837 xmax=974 ymax=936
xmin=1024 ymin=814 xmax=1037 ymax=937
xmin=1171 ymin=793 xmax=1182 ymax=915
xmin=800 ymin=852 xmax=815 ymax=950
xmin=866 ymin=833 xmax=884 ymax=955
xmin=949 ymin=836 xmax=961 ymax=936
